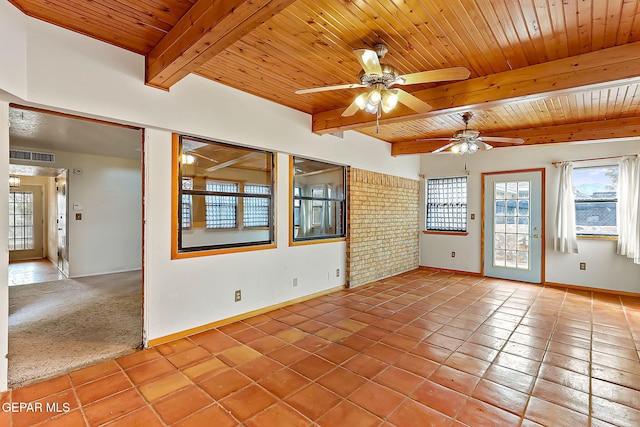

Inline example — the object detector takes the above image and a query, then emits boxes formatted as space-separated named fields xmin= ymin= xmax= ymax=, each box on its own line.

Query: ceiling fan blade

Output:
xmin=353 ymin=49 xmax=383 ymax=76
xmin=396 ymin=89 xmax=432 ymax=113
xmin=431 ymin=141 xmax=459 ymax=153
xmin=416 ymin=137 xmax=454 ymax=142
xmin=478 ymin=136 xmax=525 ymax=144
xmin=295 ymin=83 xmax=365 ymax=94
xmin=477 ymin=141 xmax=493 ymax=150
xmin=397 ymin=67 xmax=470 ymax=85
xmin=341 ymin=97 xmax=362 ymax=117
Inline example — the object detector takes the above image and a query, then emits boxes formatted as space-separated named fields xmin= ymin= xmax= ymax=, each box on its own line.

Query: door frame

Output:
xmin=481 ymin=168 xmax=546 ymax=283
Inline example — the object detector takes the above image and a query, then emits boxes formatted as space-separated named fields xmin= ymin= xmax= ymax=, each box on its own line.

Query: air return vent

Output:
xmin=10 ymin=150 xmax=55 ymax=163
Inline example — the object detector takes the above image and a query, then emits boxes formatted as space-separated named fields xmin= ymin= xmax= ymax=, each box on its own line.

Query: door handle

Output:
xmin=533 ymin=234 xmax=540 ymax=238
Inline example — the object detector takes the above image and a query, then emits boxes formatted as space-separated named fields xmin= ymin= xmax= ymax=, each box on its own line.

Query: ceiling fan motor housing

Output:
xmin=358 ymin=63 xmax=399 ymax=88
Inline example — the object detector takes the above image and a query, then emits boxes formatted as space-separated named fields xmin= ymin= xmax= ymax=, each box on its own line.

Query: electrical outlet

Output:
xmin=293 ymin=278 xmax=298 ymax=287
xmin=579 ymin=262 xmax=586 ymax=271
xmin=234 ymin=290 xmax=242 ymax=302
xmin=470 ymin=214 xmax=476 ymax=220
xmin=336 ymin=268 xmax=340 ymax=277
xmin=451 ymin=251 xmax=456 ymax=258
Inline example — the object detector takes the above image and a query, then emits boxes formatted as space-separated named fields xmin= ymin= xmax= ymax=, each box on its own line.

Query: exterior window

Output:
xmin=181 ymin=178 xmax=193 ymax=229
xmin=243 ymin=184 xmax=270 ymax=227
xmin=292 ymin=157 xmax=346 ymax=242
xmin=426 ymin=177 xmax=467 ymax=232
xmin=205 ymin=181 xmax=239 ymax=229
xmin=175 ymin=135 xmax=274 ymax=254
xmin=574 ymin=165 xmax=618 ymax=236
xmin=9 ymin=191 xmax=34 ymax=251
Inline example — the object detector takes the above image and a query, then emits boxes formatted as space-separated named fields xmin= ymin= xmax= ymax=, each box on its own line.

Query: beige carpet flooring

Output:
xmin=8 ymin=271 xmax=142 ymax=387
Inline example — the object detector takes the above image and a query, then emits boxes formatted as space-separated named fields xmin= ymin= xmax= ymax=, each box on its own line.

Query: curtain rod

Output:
xmin=552 ymin=154 xmax=638 ymax=167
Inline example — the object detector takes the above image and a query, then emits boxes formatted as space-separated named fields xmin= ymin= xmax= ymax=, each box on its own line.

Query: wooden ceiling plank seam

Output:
xmin=562 ymin=0 xmax=581 ymax=57
xmin=338 ymin=0 xmax=441 ymax=73
xmin=514 ymin=0 xmax=549 ymax=63
xmin=591 ymin=0 xmax=609 ymax=51
xmin=472 ymin=0 xmax=531 ymax=70
xmin=446 ymin=0 xmax=514 ymax=74
xmin=355 ymin=0 xmax=457 ymax=72
xmin=197 ymin=49 xmax=341 ymax=108
xmin=146 ymin=0 xmax=297 ymax=89
xmin=546 ymin=0 xmax=571 ymax=59
xmin=122 ymin=0 xmax=197 ymax=28
xmin=604 ymin=0 xmax=625 ymax=48
xmin=421 ymin=0 xmax=499 ymax=76
xmin=310 ymin=41 xmax=640 ymax=134
xmin=362 ymin=2 xmax=449 ymax=74
xmin=614 ymin=85 xmax=631 ymax=118
xmin=218 ymin=29 xmax=355 ymax=89
xmin=46 ymin=0 xmax=169 ymax=40
xmin=628 ymin=1 xmax=640 ymax=42
xmin=175 ymin=0 xmax=302 ymax=74
xmin=409 ymin=0 xmax=494 ymax=76
xmin=615 ymin=0 xmax=639 ymax=44
xmin=392 ymin=0 xmax=478 ymax=72
xmin=496 ymin=0 xmax=548 ymax=65
xmin=13 ymin=0 xmax=158 ymax=53
xmin=527 ymin=0 xmax=561 ymax=61
xmin=96 ymin=0 xmax=176 ymax=32
xmin=576 ymin=0 xmax=594 ymax=54
xmin=276 ymin=3 xmax=375 ymax=82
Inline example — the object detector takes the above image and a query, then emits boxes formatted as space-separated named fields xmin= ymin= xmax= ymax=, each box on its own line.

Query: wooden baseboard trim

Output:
xmin=419 ymin=266 xmax=483 ymax=276
xmin=148 ymin=285 xmax=346 ymax=347
xmin=543 ymin=281 xmax=640 ymax=298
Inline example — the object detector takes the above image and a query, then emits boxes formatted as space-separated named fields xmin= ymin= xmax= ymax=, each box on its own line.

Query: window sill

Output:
xmin=290 ymin=237 xmax=347 ymax=246
xmin=423 ymin=230 xmax=469 ymax=236
xmin=577 ymin=235 xmax=618 ymax=241
xmin=172 ymin=243 xmax=276 ymax=259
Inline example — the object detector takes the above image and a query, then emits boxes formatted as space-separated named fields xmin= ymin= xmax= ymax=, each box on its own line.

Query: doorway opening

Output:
xmin=7 ymin=106 xmax=144 ymax=387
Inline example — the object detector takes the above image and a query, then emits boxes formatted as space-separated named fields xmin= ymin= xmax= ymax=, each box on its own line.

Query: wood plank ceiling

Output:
xmin=9 ymin=0 xmax=640 ymax=154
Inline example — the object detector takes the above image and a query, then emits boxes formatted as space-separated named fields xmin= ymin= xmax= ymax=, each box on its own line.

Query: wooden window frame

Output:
xmin=289 ymin=156 xmax=347 ymax=246
xmin=171 ymin=134 xmax=276 ymax=259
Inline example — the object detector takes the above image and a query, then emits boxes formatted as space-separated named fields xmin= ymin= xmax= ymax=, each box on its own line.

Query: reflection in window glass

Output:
xmin=177 ymin=135 xmax=274 ymax=253
xmin=292 ymin=157 xmax=346 ymax=242
xmin=573 ymin=166 xmax=618 ymax=236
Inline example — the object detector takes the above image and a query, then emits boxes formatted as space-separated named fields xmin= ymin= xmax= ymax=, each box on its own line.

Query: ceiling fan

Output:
xmin=422 ymin=112 xmax=525 ymax=154
xmin=295 ymin=44 xmax=470 ymax=117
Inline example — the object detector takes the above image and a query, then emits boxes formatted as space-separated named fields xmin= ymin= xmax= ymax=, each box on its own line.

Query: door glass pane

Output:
xmin=493 ymin=181 xmax=530 ymax=270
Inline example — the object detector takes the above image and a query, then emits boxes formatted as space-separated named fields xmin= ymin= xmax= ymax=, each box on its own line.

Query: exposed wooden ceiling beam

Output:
xmin=312 ymin=42 xmax=640 ymax=135
xmin=391 ymin=117 xmax=640 ymax=156
xmin=146 ymin=0 xmax=296 ymax=90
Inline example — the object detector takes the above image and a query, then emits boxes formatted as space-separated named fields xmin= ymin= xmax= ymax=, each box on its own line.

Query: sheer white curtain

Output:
xmin=617 ymin=155 xmax=640 ymax=264
xmin=554 ymin=161 xmax=579 ymax=253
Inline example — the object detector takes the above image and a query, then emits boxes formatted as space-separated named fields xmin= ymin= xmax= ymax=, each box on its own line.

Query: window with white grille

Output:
xmin=426 ymin=177 xmax=467 ymax=232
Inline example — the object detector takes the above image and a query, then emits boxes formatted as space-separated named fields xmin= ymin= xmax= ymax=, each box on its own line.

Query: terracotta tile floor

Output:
xmin=3 ymin=269 xmax=640 ymax=426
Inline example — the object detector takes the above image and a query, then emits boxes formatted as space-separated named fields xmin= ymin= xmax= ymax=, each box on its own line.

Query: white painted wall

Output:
xmin=0 ymin=3 xmax=27 ymax=101
xmin=420 ymin=139 xmax=640 ymax=293
xmin=11 ymin=148 xmax=142 ymax=277
xmin=0 ymin=0 xmax=420 ymax=382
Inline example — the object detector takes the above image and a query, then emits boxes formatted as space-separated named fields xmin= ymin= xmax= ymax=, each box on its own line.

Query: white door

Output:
xmin=484 ymin=171 xmax=543 ymax=283
xmin=56 ymin=171 xmax=69 ymax=276
xmin=9 ymin=185 xmax=44 ymax=261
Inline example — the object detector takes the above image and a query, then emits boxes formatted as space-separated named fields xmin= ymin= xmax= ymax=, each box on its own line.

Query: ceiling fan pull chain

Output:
xmin=376 ymin=108 xmax=381 ymax=134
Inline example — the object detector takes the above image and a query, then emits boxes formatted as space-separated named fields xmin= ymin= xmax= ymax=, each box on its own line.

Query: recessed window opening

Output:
xmin=573 ymin=165 xmax=618 ymax=237
xmin=292 ymin=157 xmax=346 ymax=242
xmin=426 ymin=176 xmax=467 ymax=232
xmin=176 ymin=135 xmax=275 ymax=254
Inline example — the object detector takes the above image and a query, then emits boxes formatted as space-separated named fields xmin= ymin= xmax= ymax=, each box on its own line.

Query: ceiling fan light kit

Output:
xmin=295 ymin=43 xmax=470 ymax=119
xmin=425 ymin=112 xmax=524 ymax=155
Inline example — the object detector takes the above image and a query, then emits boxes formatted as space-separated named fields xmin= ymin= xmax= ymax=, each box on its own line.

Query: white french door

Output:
xmin=483 ymin=171 xmax=543 ymax=283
